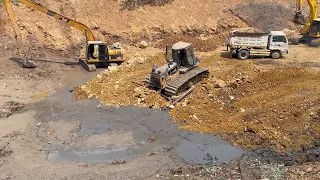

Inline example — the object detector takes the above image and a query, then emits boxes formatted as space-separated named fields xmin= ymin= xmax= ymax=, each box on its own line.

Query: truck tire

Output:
xmin=237 ymin=50 xmax=250 ymax=60
xmin=271 ymin=51 xmax=281 ymax=59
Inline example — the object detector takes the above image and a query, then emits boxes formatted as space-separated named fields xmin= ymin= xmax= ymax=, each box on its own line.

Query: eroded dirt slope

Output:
xmin=0 ymin=0 xmax=298 ymax=55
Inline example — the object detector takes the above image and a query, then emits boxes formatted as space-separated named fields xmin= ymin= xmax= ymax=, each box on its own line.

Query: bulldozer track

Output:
xmin=164 ymin=67 xmax=209 ymax=97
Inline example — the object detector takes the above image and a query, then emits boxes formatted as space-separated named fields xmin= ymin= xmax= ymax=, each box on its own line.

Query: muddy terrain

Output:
xmin=0 ymin=0 xmax=320 ymax=179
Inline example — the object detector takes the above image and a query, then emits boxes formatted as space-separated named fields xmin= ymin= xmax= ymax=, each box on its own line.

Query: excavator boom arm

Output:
xmin=297 ymin=0 xmax=303 ymax=11
xmin=4 ymin=0 xmax=25 ymax=54
xmin=4 ymin=0 xmax=96 ymax=44
xmin=295 ymin=0 xmax=319 ymax=34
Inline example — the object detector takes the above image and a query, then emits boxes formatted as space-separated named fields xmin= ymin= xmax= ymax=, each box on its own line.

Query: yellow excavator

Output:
xmin=3 ymin=0 xmax=124 ymax=71
xmin=294 ymin=0 xmax=320 ymax=38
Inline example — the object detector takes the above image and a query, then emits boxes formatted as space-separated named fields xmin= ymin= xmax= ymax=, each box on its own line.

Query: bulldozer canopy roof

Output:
xmin=172 ymin=41 xmax=192 ymax=50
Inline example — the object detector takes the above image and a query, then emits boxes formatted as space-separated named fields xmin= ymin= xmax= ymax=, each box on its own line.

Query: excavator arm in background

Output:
xmin=3 ymin=0 xmax=125 ymax=72
xmin=4 ymin=0 xmax=95 ymax=44
xmin=294 ymin=0 xmax=306 ymax=24
xmin=3 ymin=0 xmax=25 ymax=56
xmin=294 ymin=0 xmax=320 ymax=37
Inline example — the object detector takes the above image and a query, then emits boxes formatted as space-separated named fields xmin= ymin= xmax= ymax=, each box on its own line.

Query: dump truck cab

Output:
xmin=268 ymin=31 xmax=289 ymax=55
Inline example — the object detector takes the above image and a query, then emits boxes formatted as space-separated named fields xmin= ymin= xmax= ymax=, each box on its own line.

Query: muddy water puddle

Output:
xmin=48 ymin=147 xmax=130 ymax=163
xmin=176 ymin=140 xmax=244 ymax=165
xmin=28 ymin=87 xmax=244 ymax=164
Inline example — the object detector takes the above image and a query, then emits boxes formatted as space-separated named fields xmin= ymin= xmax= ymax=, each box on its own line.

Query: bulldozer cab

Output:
xmin=166 ymin=42 xmax=199 ymax=70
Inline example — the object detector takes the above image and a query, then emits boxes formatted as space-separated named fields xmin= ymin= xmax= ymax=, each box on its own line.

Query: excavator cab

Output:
xmin=87 ymin=41 xmax=107 ymax=61
xmin=3 ymin=0 xmax=125 ymax=72
xmin=293 ymin=0 xmax=320 ymax=38
xmin=309 ymin=19 xmax=320 ymax=37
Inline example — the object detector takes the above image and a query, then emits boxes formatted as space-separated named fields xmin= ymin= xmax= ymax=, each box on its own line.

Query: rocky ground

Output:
xmin=0 ymin=0 xmax=320 ymax=179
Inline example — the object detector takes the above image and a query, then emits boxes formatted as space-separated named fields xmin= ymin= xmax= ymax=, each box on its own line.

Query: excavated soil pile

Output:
xmin=171 ymin=54 xmax=320 ymax=151
xmin=75 ymin=52 xmax=169 ymax=108
xmin=229 ymin=3 xmax=295 ymax=31
xmin=76 ymin=50 xmax=320 ymax=151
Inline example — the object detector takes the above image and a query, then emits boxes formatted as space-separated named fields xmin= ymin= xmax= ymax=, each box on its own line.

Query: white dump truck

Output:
xmin=226 ymin=30 xmax=289 ymax=60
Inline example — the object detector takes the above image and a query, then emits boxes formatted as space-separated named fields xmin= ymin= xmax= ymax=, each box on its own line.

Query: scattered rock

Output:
xmin=138 ymin=40 xmax=149 ymax=49
xmin=137 ymin=57 xmax=145 ymax=64
xmin=96 ymin=74 xmax=102 ymax=79
xmin=111 ymin=159 xmax=126 ymax=165
xmin=108 ymin=66 xmax=119 ymax=72
xmin=306 ymin=167 xmax=312 ymax=172
xmin=149 ymin=137 xmax=157 ymax=143
xmin=190 ymin=114 xmax=199 ymax=121
xmin=214 ymin=79 xmax=226 ymax=88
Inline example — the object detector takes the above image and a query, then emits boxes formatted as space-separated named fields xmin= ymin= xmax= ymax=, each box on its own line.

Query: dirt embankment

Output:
xmin=228 ymin=2 xmax=297 ymax=31
xmin=0 ymin=0 xmax=297 ymax=54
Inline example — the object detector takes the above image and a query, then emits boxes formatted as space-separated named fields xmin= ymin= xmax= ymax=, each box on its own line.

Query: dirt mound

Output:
xmin=171 ymin=55 xmax=320 ymax=151
xmin=75 ymin=47 xmax=320 ymax=152
xmin=75 ymin=48 xmax=169 ymax=108
xmin=0 ymin=101 xmax=25 ymax=119
xmin=229 ymin=3 xmax=295 ymax=31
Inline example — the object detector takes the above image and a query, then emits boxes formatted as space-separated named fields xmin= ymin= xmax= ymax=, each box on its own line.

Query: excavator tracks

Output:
xmin=164 ymin=67 xmax=209 ymax=97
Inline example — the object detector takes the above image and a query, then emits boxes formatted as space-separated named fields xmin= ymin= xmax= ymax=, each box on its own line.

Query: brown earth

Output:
xmin=171 ymin=55 xmax=320 ymax=151
xmin=77 ymin=46 xmax=320 ymax=152
xmin=0 ymin=0 xmax=296 ymax=54
xmin=0 ymin=0 xmax=319 ymax=179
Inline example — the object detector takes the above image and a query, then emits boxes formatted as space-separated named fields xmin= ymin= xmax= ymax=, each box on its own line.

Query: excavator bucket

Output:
xmin=294 ymin=11 xmax=306 ymax=25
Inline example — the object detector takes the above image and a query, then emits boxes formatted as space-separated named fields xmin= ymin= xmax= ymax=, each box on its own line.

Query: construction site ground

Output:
xmin=1 ymin=0 xmax=320 ymax=179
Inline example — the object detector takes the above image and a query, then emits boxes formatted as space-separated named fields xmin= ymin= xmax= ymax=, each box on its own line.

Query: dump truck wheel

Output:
xmin=271 ymin=51 xmax=281 ymax=59
xmin=237 ymin=50 xmax=249 ymax=60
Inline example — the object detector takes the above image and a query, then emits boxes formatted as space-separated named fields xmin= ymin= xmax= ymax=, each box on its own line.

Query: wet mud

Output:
xmin=26 ymin=88 xmax=244 ymax=164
